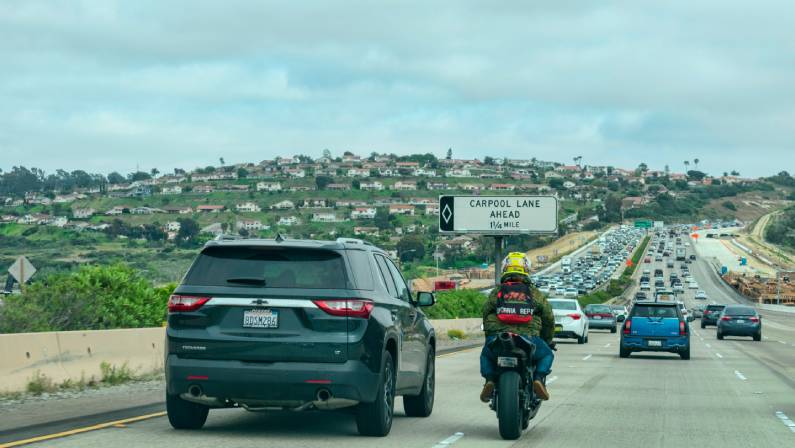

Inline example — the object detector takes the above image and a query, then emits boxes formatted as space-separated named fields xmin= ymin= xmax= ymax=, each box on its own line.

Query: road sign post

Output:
xmin=439 ymin=195 xmax=559 ymax=285
xmin=8 ymin=256 xmax=36 ymax=292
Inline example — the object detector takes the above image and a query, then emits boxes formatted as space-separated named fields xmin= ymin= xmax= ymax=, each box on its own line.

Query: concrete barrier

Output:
xmin=0 ymin=319 xmax=482 ymax=393
xmin=0 ymin=328 xmax=165 ymax=393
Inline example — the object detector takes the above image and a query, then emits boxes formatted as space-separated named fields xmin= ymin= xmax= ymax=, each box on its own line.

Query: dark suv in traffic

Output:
xmin=165 ymin=237 xmax=437 ymax=436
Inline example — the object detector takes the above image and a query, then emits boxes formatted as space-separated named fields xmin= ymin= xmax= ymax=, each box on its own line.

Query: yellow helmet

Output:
xmin=501 ymin=252 xmax=531 ymax=281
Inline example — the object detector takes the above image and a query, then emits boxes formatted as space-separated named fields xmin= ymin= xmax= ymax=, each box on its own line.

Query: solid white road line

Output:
xmin=775 ymin=412 xmax=795 ymax=433
xmin=432 ymin=432 xmax=465 ymax=448
xmin=582 ymin=354 xmax=592 ymax=361
xmin=547 ymin=376 xmax=559 ymax=385
xmin=715 ymin=353 xmax=723 ymax=358
xmin=734 ymin=370 xmax=747 ymax=381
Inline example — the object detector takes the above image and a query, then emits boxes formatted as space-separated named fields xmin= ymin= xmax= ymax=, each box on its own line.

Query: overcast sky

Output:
xmin=2 ymin=1 xmax=794 ymax=177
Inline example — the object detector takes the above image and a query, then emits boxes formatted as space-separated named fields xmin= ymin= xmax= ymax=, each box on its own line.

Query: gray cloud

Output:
xmin=1 ymin=0 xmax=794 ymax=176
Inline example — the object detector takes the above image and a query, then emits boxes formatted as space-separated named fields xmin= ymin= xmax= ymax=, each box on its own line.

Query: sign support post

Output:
xmin=494 ymin=236 xmax=503 ymax=286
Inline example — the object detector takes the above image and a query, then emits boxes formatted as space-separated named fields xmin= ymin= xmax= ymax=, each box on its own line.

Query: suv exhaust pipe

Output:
xmin=188 ymin=385 xmax=203 ymax=398
xmin=316 ymin=389 xmax=332 ymax=402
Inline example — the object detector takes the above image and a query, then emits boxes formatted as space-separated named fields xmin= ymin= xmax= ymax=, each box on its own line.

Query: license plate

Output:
xmin=736 ymin=319 xmax=744 ymax=324
xmin=498 ymin=357 xmax=518 ymax=368
xmin=243 ymin=309 xmax=279 ymax=328
xmin=647 ymin=340 xmax=662 ymax=347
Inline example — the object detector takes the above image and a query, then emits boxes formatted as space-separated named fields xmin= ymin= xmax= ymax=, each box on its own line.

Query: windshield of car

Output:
xmin=631 ymin=305 xmax=678 ymax=318
xmin=549 ymin=300 xmax=577 ymax=310
xmin=185 ymin=247 xmax=351 ymax=289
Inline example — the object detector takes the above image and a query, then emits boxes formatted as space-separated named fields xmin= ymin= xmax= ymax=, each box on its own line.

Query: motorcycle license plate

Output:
xmin=497 ymin=357 xmax=518 ymax=368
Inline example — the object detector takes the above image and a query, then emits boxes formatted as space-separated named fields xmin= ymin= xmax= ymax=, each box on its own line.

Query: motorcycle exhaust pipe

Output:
xmin=498 ymin=332 xmax=516 ymax=352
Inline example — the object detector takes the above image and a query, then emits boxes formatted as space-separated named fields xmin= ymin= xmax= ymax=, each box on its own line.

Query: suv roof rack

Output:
xmin=336 ymin=237 xmax=373 ymax=246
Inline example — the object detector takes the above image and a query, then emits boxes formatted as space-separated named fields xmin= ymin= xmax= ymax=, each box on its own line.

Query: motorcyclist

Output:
xmin=479 ymin=252 xmax=555 ymax=403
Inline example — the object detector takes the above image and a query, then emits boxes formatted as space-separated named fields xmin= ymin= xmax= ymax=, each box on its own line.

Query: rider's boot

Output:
xmin=533 ymin=377 xmax=550 ymax=401
xmin=480 ymin=380 xmax=495 ymax=403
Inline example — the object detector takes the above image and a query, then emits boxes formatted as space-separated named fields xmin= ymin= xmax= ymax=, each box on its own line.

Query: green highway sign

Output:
xmin=634 ymin=220 xmax=653 ymax=229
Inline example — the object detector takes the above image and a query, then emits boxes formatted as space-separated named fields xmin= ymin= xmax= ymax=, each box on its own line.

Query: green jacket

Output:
xmin=482 ymin=283 xmax=555 ymax=344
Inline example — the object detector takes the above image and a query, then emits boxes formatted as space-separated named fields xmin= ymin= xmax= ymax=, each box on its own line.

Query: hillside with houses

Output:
xmin=1 ymin=152 xmax=792 ymax=283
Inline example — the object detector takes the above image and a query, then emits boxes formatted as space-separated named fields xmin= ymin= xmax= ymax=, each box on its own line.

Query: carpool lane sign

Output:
xmin=439 ymin=195 xmax=558 ymax=234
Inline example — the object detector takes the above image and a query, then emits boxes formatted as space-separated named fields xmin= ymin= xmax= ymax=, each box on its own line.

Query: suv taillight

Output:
xmin=623 ymin=319 xmax=631 ymax=335
xmin=168 ymin=295 xmax=210 ymax=312
xmin=679 ymin=321 xmax=686 ymax=336
xmin=314 ymin=299 xmax=374 ymax=319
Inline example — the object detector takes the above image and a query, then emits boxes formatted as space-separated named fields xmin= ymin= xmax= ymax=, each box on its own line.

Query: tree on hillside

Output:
xmin=150 ymin=168 xmax=159 ymax=177
xmin=237 ymin=167 xmax=249 ymax=178
xmin=219 ymin=157 xmax=225 ymax=166
xmin=693 ymin=158 xmax=700 ymax=171
xmin=322 ymin=148 xmax=332 ymax=159
xmin=687 ymin=170 xmax=706 ymax=181
xmin=603 ymin=194 xmax=623 ymax=222
xmin=315 ymin=175 xmax=333 ymax=190
xmin=446 ymin=148 xmax=453 ymax=160
xmin=397 ymin=235 xmax=425 ymax=261
xmin=128 ymin=171 xmax=151 ymax=182
xmin=548 ymin=177 xmax=564 ymax=189
xmin=107 ymin=171 xmax=125 ymax=184
xmin=176 ymin=217 xmax=200 ymax=247
xmin=484 ymin=156 xmax=495 ymax=165
xmin=684 ymin=161 xmax=690 ymax=173
xmin=731 ymin=170 xmax=740 ymax=176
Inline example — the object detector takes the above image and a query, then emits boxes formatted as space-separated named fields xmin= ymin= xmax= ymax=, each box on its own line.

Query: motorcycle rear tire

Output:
xmin=497 ymin=371 xmax=522 ymax=440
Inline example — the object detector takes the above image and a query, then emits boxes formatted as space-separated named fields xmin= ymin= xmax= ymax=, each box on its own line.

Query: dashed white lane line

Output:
xmin=778 ymin=340 xmax=787 ymax=345
xmin=432 ymin=432 xmax=465 ymax=448
xmin=604 ymin=343 xmax=611 ymax=348
xmin=775 ymin=412 xmax=795 ymax=433
xmin=735 ymin=370 xmax=747 ymax=381
xmin=763 ymin=336 xmax=770 ymax=340
xmin=582 ymin=354 xmax=592 ymax=361
xmin=705 ymin=343 xmax=712 ymax=348
xmin=547 ymin=376 xmax=559 ymax=385
xmin=715 ymin=353 xmax=723 ymax=358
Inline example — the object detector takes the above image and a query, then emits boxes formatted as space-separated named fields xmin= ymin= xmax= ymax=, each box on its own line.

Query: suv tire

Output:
xmin=357 ymin=352 xmax=395 ymax=437
xmin=166 ymin=393 xmax=209 ymax=430
xmin=619 ymin=346 xmax=630 ymax=358
xmin=680 ymin=347 xmax=690 ymax=360
xmin=700 ymin=321 xmax=706 ymax=329
xmin=404 ymin=347 xmax=435 ymax=417
xmin=717 ymin=330 xmax=724 ymax=340
xmin=753 ymin=332 xmax=761 ymax=342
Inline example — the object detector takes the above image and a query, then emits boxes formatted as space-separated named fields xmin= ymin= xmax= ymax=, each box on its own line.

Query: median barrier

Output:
xmin=0 ymin=319 xmax=482 ymax=393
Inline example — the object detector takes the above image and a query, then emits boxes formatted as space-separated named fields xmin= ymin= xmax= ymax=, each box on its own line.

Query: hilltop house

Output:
xmin=256 ymin=182 xmax=282 ymax=192
xmin=360 ymin=181 xmax=385 ymax=191
xmin=72 ymin=208 xmax=96 ymax=219
xmin=236 ymin=202 xmax=261 ymax=213
xmin=160 ymin=186 xmax=182 ymax=195
xmin=312 ymin=212 xmax=342 ymax=223
xmin=237 ymin=219 xmax=266 ymax=231
xmin=196 ymin=205 xmax=225 ymax=213
xmin=271 ymin=200 xmax=295 ymax=210
xmin=393 ymin=180 xmax=417 ymax=191
xmin=277 ymin=216 xmax=299 ymax=226
xmin=351 ymin=207 xmax=377 ymax=219
xmin=389 ymin=204 xmax=415 ymax=216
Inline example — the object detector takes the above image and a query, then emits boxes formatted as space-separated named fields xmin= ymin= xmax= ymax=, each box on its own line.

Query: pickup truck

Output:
xmin=620 ymin=301 xmax=690 ymax=360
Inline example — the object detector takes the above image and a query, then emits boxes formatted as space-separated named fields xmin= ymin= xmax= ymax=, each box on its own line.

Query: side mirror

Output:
xmin=687 ymin=316 xmax=695 ymax=322
xmin=415 ymin=291 xmax=435 ymax=307
xmin=616 ymin=315 xmax=625 ymax=322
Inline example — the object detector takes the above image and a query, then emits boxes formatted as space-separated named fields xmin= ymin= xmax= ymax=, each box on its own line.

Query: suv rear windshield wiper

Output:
xmin=226 ymin=277 xmax=267 ymax=285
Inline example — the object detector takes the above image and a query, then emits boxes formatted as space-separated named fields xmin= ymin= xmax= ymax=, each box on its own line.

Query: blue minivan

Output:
xmin=620 ymin=301 xmax=690 ymax=360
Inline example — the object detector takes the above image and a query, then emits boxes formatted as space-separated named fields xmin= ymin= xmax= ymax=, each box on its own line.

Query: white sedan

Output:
xmin=695 ymin=290 xmax=708 ymax=300
xmin=689 ymin=281 xmax=699 ymax=289
xmin=549 ymin=298 xmax=589 ymax=344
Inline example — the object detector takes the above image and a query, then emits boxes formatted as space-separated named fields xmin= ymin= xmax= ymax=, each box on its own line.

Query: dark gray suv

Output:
xmin=165 ymin=237 xmax=437 ymax=436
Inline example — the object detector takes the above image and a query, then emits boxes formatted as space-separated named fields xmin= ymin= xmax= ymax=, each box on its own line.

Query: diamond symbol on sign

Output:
xmin=441 ymin=204 xmax=452 ymax=223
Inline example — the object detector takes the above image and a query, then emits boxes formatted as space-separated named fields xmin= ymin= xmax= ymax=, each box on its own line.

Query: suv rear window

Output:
xmin=631 ymin=305 xmax=678 ymax=318
xmin=185 ymin=246 xmax=351 ymax=289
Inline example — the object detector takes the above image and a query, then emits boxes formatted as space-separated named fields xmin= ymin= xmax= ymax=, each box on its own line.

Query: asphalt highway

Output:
xmin=4 ymin=238 xmax=795 ymax=447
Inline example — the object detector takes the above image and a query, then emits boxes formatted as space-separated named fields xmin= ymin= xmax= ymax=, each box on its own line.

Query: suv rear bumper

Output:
xmin=166 ymin=355 xmax=381 ymax=404
xmin=621 ymin=336 xmax=689 ymax=352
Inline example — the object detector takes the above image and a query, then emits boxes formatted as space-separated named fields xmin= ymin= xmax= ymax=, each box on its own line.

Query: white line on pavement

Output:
xmin=715 ymin=353 xmax=723 ymax=358
xmin=583 ymin=354 xmax=592 ymax=361
xmin=604 ymin=343 xmax=611 ymax=348
xmin=735 ymin=370 xmax=747 ymax=381
xmin=778 ymin=340 xmax=787 ymax=345
xmin=547 ymin=376 xmax=558 ymax=384
xmin=432 ymin=432 xmax=465 ymax=448
xmin=775 ymin=412 xmax=795 ymax=433
xmin=705 ymin=343 xmax=712 ymax=348
xmin=763 ymin=336 xmax=769 ymax=340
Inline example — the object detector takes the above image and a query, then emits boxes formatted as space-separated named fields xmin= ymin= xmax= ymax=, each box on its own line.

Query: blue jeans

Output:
xmin=480 ymin=335 xmax=554 ymax=382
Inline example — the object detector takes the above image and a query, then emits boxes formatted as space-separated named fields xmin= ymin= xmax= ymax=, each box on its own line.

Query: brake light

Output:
xmin=721 ymin=316 xmax=731 ymax=321
xmin=313 ymin=299 xmax=374 ymax=319
xmin=679 ymin=321 xmax=686 ymax=336
xmin=623 ymin=319 xmax=631 ymax=335
xmin=567 ymin=313 xmax=581 ymax=320
xmin=168 ymin=295 xmax=210 ymax=312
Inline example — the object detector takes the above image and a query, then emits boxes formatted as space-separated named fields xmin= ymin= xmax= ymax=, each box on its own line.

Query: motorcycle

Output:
xmin=487 ymin=332 xmax=545 ymax=440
